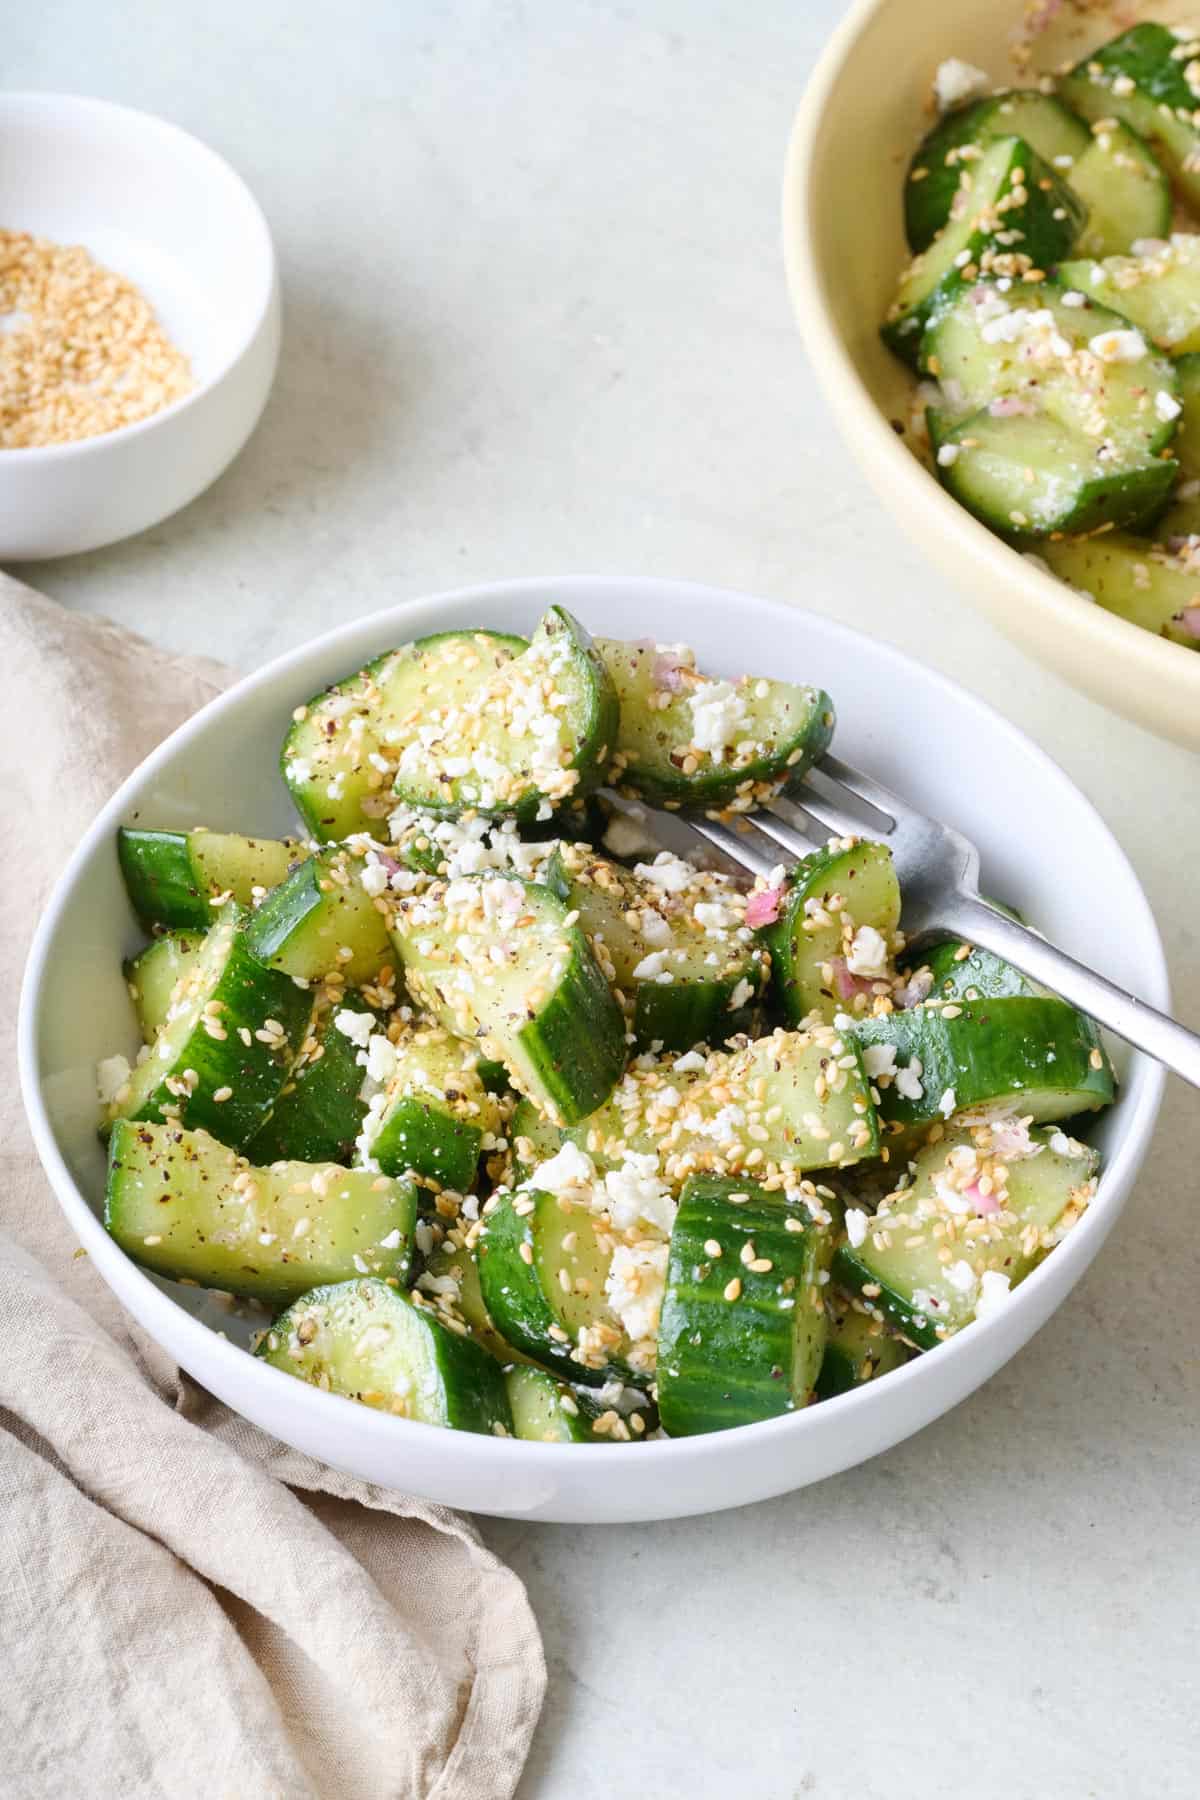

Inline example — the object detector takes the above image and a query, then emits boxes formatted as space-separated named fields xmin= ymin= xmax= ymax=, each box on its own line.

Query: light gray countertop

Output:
xmin=10 ymin=2 xmax=1198 ymax=1794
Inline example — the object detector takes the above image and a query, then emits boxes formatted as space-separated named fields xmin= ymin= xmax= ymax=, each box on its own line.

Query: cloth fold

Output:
xmin=0 ymin=576 xmax=545 ymax=1800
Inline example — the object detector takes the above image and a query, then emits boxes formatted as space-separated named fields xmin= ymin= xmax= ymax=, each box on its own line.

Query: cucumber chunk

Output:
xmin=595 ymin=636 xmax=834 ymax=811
xmin=905 ymin=91 xmax=1090 ymax=254
xmin=832 ymin=1122 xmax=1099 ymax=1348
xmin=257 ymin=1278 xmax=513 ymax=1434
xmin=504 ymin=1364 xmax=655 ymax=1442
xmin=478 ymin=1188 xmax=659 ymax=1387
xmin=420 ymin=1235 xmax=531 ymax=1366
xmin=883 ymin=137 xmax=1085 ymax=369
xmin=282 ymin=630 xmax=528 ymax=841
xmin=1060 ymin=237 xmax=1200 ymax=355
xmin=852 ymin=997 xmax=1115 ymax=1138
xmin=243 ymin=843 xmax=392 ymax=986
xmin=550 ymin=844 xmax=768 ymax=1050
xmin=1060 ymin=22 xmax=1200 ymax=213
xmin=102 ymin=906 xmax=311 ymax=1150
xmin=900 ymin=937 xmax=1040 ymax=1007
xmin=361 ymin=1021 xmax=502 ymax=1192
xmin=1070 ymin=120 xmax=1171 ymax=259
xmin=390 ymin=607 xmax=618 ymax=822
xmin=814 ymin=1298 xmax=913 ymax=1400
xmin=246 ymin=988 xmax=372 ymax=1166
xmin=118 ymin=828 xmax=302 ymax=929
xmin=390 ymin=872 xmax=626 ymax=1126
xmin=1040 ymin=533 xmax=1200 ymax=649
xmin=656 ymin=1176 xmax=831 ymax=1435
xmin=515 ymin=1023 xmax=879 ymax=1182
xmin=124 ymin=931 xmax=206 ymax=1043
xmin=924 ymin=283 xmax=1180 ymax=540
xmin=106 ymin=1121 xmax=416 ymax=1303
xmin=758 ymin=839 xmax=901 ymax=1026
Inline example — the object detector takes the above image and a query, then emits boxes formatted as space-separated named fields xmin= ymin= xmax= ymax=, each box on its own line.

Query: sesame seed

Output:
xmin=703 ymin=1238 xmax=722 ymax=1257
xmin=212 ymin=1086 xmax=233 ymax=1103
xmin=723 ymin=1276 xmax=742 ymax=1301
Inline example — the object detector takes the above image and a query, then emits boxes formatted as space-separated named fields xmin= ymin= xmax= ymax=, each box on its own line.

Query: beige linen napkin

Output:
xmin=0 ymin=576 xmax=545 ymax=1800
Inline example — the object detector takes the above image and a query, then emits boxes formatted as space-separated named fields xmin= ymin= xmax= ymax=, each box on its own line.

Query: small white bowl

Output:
xmin=783 ymin=0 xmax=1200 ymax=749
xmin=0 ymin=92 xmax=279 ymax=559
xmin=18 ymin=577 xmax=1167 ymax=1523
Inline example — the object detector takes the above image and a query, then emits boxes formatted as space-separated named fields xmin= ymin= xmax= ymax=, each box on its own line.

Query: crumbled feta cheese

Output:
xmin=1090 ymin=327 xmax=1147 ymax=364
xmin=633 ymin=852 xmax=695 ymax=894
xmin=938 ymin=1086 xmax=957 ymax=1118
xmin=947 ymin=1259 xmax=978 ymax=1296
xmin=933 ymin=57 xmax=990 ymax=113
xmin=894 ymin=1055 xmax=924 ymax=1102
xmin=936 ymin=443 xmax=960 ymax=467
xmin=602 ymin=1153 xmax=676 ymax=1234
xmin=974 ymin=1269 xmax=1012 ymax=1321
xmin=604 ymin=1241 xmax=669 ymax=1342
xmin=727 ymin=977 xmax=754 ymax=1011
xmin=529 ymin=1140 xmax=596 ymax=1197
xmin=845 ymin=1207 xmax=869 ymax=1249
xmin=1060 ymin=289 xmax=1087 ymax=308
xmin=361 ymin=1033 xmax=398 ymax=1087
xmin=862 ymin=1042 xmax=898 ymax=1082
xmin=688 ymin=680 xmax=750 ymax=762
xmin=672 ymin=1049 xmax=707 ymax=1074
xmin=360 ymin=859 xmax=390 ymax=898
xmin=379 ymin=1228 xmax=402 ymax=1250
xmin=1156 ymin=389 xmax=1183 ymax=422
xmin=845 ymin=924 xmax=890 ymax=979
xmin=96 ymin=1053 xmax=132 ymax=1104
xmin=693 ymin=900 xmax=735 ymax=932
xmin=334 ymin=1008 xmax=375 ymax=1048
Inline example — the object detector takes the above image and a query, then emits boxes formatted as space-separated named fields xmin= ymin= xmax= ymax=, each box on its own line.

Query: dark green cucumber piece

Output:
xmin=118 ymin=828 xmax=303 ymax=929
xmin=388 ymin=606 xmax=618 ymax=822
xmin=833 ymin=1123 xmax=1100 ymax=1348
xmin=1040 ymin=533 xmax=1200 ymax=648
xmin=101 ymin=905 xmax=310 ymax=1150
xmin=852 ymin=997 xmax=1115 ymax=1138
xmin=1070 ymin=119 xmax=1171 ymax=259
xmin=656 ymin=1176 xmax=831 ymax=1436
xmin=106 ymin=1120 xmax=416 ymax=1303
xmin=477 ymin=1188 xmax=658 ymax=1388
xmin=595 ymin=636 xmax=835 ymax=810
xmin=390 ymin=872 xmax=626 ymax=1126
xmin=905 ymin=90 xmax=1089 ymax=253
xmin=1059 ymin=21 xmax=1200 ymax=212
xmin=504 ymin=1364 xmax=655 ymax=1442
xmin=1060 ymin=238 xmax=1200 ymax=355
xmin=814 ymin=1299 xmax=913 ymax=1399
xmin=900 ymin=937 xmax=1040 ymax=1006
xmin=883 ymin=137 xmax=1085 ymax=368
xmin=759 ymin=839 xmax=901 ymax=1026
xmin=243 ymin=843 xmax=392 ymax=986
xmin=549 ymin=844 xmax=768 ymax=1050
xmin=257 ymin=1277 xmax=513 ymax=1434
xmin=282 ymin=629 xmax=528 ymax=842
xmin=124 ymin=930 xmax=206 ymax=1043
xmin=925 ymin=282 xmax=1180 ymax=541
xmin=246 ymin=988 xmax=372 ymax=1165
xmin=362 ymin=1023 xmax=502 ymax=1191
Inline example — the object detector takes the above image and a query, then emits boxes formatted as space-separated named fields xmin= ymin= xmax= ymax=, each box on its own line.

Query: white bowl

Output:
xmin=0 ymin=92 xmax=279 ymax=559
xmin=19 ymin=577 xmax=1167 ymax=1523
xmin=783 ymin=0 xmax=1200 ymax=749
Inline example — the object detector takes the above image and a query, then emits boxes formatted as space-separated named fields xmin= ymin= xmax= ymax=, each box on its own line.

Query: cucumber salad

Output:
xmin=886 ymin=23 xmax=1200 ymax=651
xmin=98 ymin=606 xmax=1113 ymax=1443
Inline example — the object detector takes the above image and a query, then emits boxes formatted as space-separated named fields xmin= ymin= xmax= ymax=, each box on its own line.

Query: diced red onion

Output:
xmin=745 ymin=886 xmax=783 ymax=929
xmin=1174 ymin=606 xmax=1200 ymax=641
xmin=964 ymin=1181 xmax=1001 ymax=1216
xmin=831 ymin=957 xmax=874 ymax=1002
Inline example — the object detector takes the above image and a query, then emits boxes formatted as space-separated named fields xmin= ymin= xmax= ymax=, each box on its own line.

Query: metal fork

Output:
xmin=667 ymin=752 xmax=1200 ymax=1090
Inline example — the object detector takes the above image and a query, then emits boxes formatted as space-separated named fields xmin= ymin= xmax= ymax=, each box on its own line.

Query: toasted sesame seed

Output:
xmin=703 ymin=1238 xmax=722 ymax=1257
xmin=723 ymin=1276 xmax=742 ymax=1301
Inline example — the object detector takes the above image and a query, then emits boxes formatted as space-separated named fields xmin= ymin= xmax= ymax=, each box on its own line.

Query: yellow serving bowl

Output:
xmin=783 ymin=0 xmax=1200 ymax=748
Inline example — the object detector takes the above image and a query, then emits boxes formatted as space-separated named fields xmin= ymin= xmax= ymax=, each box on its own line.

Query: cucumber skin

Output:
xmin=477 ymin=1191 xmax=644 ymax=1389
xmin=118 ymin=830 xmax=212 ymax=930
xmin=514 ymin=929 xmax=628 ymax=1126
xmin=852 ymin=997 xmax=1115 ymax=1133
xmin=657 ymin=1177 xmax=830 ymax=1437
xmin=908 ymin=939 xmax=1038 ymax=1004
xmin=504 ymin=1364 xmax=656 ymax=1442
xmin=372 ymin=1099 xmax=483 ymax=1193
xmin=257 ymin=1278 xmax=513 ymax=1435
xmin=832 ymin=1247 xmax=944 ymax=1351
xmin=631 ymin=967 xmax=765 ymax=1055
xmin=242 ymin=850 xmax=390 ymax=986
xmin=109 ymin=918 xmax=312 ymax=1150
xmin=246 ymin=992 xmax=371 ymax=1166
xmin=814 ymin=1309 xmax=912 ymax=1399
xmin=904 ymin=94 xmax=1089 ymax=254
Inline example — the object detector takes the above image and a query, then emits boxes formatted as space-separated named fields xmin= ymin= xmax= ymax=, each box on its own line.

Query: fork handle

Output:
xmin=937 ymin=895 xmax=1200 ymax=1091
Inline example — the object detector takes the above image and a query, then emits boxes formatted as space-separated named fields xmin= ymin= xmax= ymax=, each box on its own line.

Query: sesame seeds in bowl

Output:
xmin=0 ymin=92 xmax=279 ymax=558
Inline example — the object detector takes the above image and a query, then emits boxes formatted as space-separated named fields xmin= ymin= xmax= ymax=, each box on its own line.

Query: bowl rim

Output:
xmin=0 ymin=89 xmax=278 ymax=463
xmin=17 ymin=573 xmax=1169 ymax=1477
xmin=780 ymin=0 xmax=1200 ymax=704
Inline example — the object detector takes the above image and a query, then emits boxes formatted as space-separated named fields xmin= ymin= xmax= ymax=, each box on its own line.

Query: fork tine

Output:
xmin=748 ymin=803 xmax=823 ymax=864
xmin=769 ymin=786 xmax=881 ymax=844
xmin=815 ymin=753 xmax=900 ymax=825
xmin=681 ymin=814 xmax=783 ymax=882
